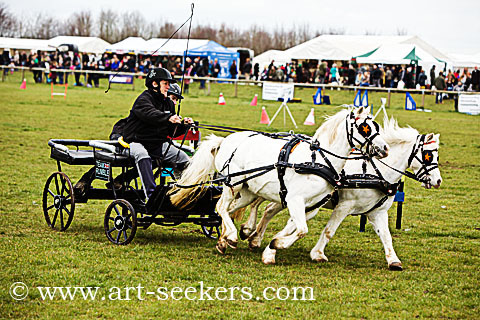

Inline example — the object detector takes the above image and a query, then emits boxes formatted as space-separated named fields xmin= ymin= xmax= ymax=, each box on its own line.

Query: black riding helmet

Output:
xmin=167 ymin=83 xmax=184 ymax=100
xmin=145 ymin=67 xmax=176 ymax=88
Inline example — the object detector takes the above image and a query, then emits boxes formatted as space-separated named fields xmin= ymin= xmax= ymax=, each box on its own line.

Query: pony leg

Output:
xmin=310 ymin=202 xmax=353 ymax=262
xmin=367 ymin=210 xmax=403 ymax=271
xmin=216 ymin=187 xmax=256 ymax=254
xmin=248 ymin=202 xmax=283 ymax=249
xmin=240 ymin=197 xmax=264 ymax=240
xmin=268 ymin=196 xmax=308 ymax=251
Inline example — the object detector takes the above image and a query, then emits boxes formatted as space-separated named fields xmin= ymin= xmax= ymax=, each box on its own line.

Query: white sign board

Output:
xmin=458 ymin=94 xmax=480 ymax=115
xmin=262 ymin=82 xmax=294 ymax=101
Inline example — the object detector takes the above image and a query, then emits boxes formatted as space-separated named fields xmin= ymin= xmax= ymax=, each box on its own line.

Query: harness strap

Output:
xmin=277 ymin=137 xmax=302 ymax=207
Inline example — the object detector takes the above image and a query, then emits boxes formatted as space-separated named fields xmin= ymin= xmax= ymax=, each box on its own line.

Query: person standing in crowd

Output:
xmin=229 ymin=60 xmax=238 ymax=79
xmin=385 ymin=66 xmax=393 ymax=88
xmin=371 ymin=64 xmax=382 ymax=87
xmin=434 ymin=71 xmax=446 ymax=104
xmin=317 ymin=60 xmax=327 ymax=84
xmin=347 ymin=64 xmax=356 ymax=86
xmin=405 ymin=66 xmax=415 ymax=89
xmin=242 ymin=58 xmax=252 ymax=80
xmin=471 ymin=66 xmax=480 ymax=92
xmin=253 ymin=62 xmax=260 ymax=81
xmin=212 ymin=58 xmax=220 ymax=78
xmin=330 ymin=63 xmax=339 ymax=84
xmin=417 ymin=69 xmax=427 ymax=88
xmin=429 ymin=65 xmax=436 ymax=89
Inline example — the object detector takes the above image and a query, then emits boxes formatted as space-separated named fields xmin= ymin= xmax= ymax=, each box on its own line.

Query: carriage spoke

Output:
xmin=62 ymin=206 xmax=71 ymax=217
xmin=46 ymin=204 xmax=55 ymax=211
xmin=60 ymin=177 xmax=66 ymax=195
xmin=108 ymin=217 xmax=115 ymax=222
xmin=51 ymin=208 xmax=59 ymax=227
xmin=115 ymin=230 xmax=121 ymax=243
xmin=48 ymin=188 xmax=56 ymax=197
xmin=54 ymin=175 xmax=60 ymax=194
xmin=107 ymin=227 xmax=116 ymax=235
xmin=123 ymin=230 xmax=128 ymax=241
xmin=113 ymin=205 xmax=121 ymax=216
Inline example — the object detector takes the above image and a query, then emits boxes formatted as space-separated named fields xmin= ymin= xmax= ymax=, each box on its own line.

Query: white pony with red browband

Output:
xmin=170 ymin=106 xmax=389 ymax=260
xmin=242 ymin=117 xmax=442 ymax=269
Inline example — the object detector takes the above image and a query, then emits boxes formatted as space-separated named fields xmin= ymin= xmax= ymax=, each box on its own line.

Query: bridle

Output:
xmin=346 ymin=111 xmax=382 ymax=157
xmin=407 ymin=134 xmax=439 ymax=183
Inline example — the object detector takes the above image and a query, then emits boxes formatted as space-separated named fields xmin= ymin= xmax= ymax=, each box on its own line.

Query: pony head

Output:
xmin=409 ymin=133 xmax=442 ymax=189
xmin=349 ymin=106 xmax=389 ymax=158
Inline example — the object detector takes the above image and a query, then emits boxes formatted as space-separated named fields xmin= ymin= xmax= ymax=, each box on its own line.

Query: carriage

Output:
xmin=42 ymin=137 xmax=222 ymax=245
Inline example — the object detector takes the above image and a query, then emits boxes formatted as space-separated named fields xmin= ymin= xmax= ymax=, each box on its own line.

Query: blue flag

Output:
xmin=313 ymin=88 xmax=323 ymax=105
xmin=405 ymin=92 xmax=416 ymax=111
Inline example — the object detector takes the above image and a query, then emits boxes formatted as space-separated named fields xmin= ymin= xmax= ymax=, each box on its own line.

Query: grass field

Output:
xmin=1 ymin=72 xmax=479 ymax=319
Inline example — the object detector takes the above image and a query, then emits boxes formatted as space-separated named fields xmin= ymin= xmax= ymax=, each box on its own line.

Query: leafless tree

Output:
xmin=0 ymin=2 xmax=17 ymax=37
xmin=118 ymin=11 xmax=146 ymax=39
xmin=65 ymin=11 xmax=93 ymax=36
xmin=98 ymin=9 xmax=119 ymax=43
xmin=396 ymin=28 xmax=408 ymax=36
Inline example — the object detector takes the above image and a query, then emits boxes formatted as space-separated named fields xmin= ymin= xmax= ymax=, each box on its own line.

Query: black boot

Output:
xmin=136 ymin=158 xmax=156 ymax=198
xmin=74 ymin=166 xmax=96 ymax=196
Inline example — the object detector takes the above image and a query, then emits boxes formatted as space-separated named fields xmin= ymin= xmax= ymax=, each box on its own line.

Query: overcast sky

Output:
xmin=5 ymin=0 xmax=480 ymax=54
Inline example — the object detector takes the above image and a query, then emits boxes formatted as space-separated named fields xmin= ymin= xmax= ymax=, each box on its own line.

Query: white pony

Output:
xmin=170 ymin=106 xmax=389 ymax=259
xmin=242 ymin=117 xmax=442 ymax=269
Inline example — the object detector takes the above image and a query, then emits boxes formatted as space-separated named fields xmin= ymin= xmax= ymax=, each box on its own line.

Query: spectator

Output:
xmin=253 ymin=63 xmax=260 ymax=81
xmin=330 ymin=63 xmax=339 ymax=84
xmin=347 ymin=64 xmax=356 ymax=86
xmin=417 ymin=69 xmax=427 ymax=88
xmin=404 ymin=66 xmax=415 ymax=89
xmin=429 ymin=65 xmax=436 ymax=88
xmin=371 ymin=64 xmax=382 ymax=87
xmin=229 ymin=60 xmax=238 ymax=79
xmin=317 ymin=60 xmax=327 ymax=84
xmin=242 ymin=58 xmax=252 ymax=80
xmin=434 ymin=72 xmax=446 ymax=104
xmin=385 ymin=66 xmax=393 ymax=88
xmin=471 ymin=66 xmax=480 ymax=92
xmin=211 ymin=58 xmax=220 ymax=78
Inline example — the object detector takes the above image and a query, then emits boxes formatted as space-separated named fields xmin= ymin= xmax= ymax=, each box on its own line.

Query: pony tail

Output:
xmin=169 ymin=135 xmax=224 ymax=209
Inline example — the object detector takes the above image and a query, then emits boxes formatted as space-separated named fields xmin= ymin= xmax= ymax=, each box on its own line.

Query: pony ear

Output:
xmin=426 ymin=133 xmax=434 ymax=142
xmin=365 ymin=106 xmax=371 ymax=114
xmin=434 ymin=133 xmax=440 ymax=141
xmin=356 ymin=106 xmax=364 ymax=115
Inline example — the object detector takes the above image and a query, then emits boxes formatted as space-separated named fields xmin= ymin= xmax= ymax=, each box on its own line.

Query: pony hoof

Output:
xmin=389 ymin=262 xmax=403 ymax=271
xmin=226 ymin=239 xmax=238 ymax=249
xmin=262 ymin=257 xmax=276 ymax=265
xmin=311 ymin=252 xmax=328 ymax=262
xmin=248 ymin=241 xmax=261 ymax=250
xmin=216 ymin=243 xmax=226 ymax=255
xmin=239 ymin=227 xmax=250 ymax=241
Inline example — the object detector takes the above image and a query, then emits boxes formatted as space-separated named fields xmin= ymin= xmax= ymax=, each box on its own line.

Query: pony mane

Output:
xmin=381 ymin=116 xmax=419 ymax=144
xmin=312 ymin=107 xmax=351 ymax=144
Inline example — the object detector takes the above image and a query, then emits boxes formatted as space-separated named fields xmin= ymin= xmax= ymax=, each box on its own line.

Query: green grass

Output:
xmin=1 ymin=72 xmax=479 ymax=319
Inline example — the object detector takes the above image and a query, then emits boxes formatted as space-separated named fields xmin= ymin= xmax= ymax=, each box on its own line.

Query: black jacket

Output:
xmin=123 ymin=89 xmax=187 ymax=151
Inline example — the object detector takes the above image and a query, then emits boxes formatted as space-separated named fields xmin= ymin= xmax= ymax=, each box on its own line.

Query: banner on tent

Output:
xmin=405 ymin=92 xmax=416 ymax=111
xmin=458 ymin=94 xmax=480 ymax=115
xmin=262 ymin=82 xmax=294 ymax=101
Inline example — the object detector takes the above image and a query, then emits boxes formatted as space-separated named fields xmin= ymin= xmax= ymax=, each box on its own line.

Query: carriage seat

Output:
xmin=93 ymin=150 xmax=134 ymax=167
xmin=50 ymin=148 xmax=96 ymax=165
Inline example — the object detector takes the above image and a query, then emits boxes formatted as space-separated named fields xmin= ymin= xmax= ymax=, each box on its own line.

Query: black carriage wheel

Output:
xmin=42 ymin=172 xmax=75 ymax=231
xmin=104 ymin=199 xmax=137 ymax=245
xmin=201 ymin=224 xmax=221 ymax=240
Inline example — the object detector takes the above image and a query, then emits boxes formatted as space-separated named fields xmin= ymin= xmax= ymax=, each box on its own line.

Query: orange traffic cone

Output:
xmin=218 ymin=92 xmax=226 ymax=105
xmin=20 ymin=78 xmax=26 ymax=90
xmin=250 ymin=94 xmax=258 ymax=106
xmin=303 ymin=108 xmax=315 ymax=126
xmin=260 ymin=106 xmax=270 ymax=124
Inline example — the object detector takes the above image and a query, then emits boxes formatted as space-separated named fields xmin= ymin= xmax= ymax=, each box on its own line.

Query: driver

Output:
xmin=122 ymin=67 xmax=193 ymax=198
